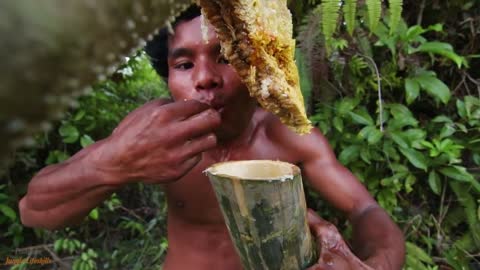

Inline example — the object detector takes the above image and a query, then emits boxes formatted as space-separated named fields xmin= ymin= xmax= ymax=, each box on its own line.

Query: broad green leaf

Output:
xmin=89 ymin=208 xmax=99 ymax=220
xmin=399 ymin=147 xmax=428 ymax=171
xmin=473 ymin=153 xmax=480 ymax=166
xmin=428 ymin=170 xmax=442 ymax=195
xmin=456 ymin=99 xmax=467 ymax=118
xmin=388 ymin=104 xmax=418 ymax=127
xmin=388 ymin=117 xmax=418 ymax=130
xmin=339 ymin=145 xmax=361 ymax=165
xmin=464 ymin=95 xmax=479 ymax=118
xmin=54 ymin=239 xmax=64 ymax=253
xmin=80 ymin=135 xmax=95 ymax=148
xmin=367 ymin=128 xmax=383 ymax=144
xmin=336 ymin=98 xmax=359 ymax=116
xmin=405 ymin=25 xmax=426 ymax=41
xmin=406 ymin=242 xmax=434 ymax=264
xmin=389 ymin=131 xmax=409 ymax=148
xmin=333 ymin=116 xmax=344 ymax=132
xmin=59 ymin=124 xmax=80 ymax=144
xmin=414 ymin=75 xmax=451 ymax=104
xmin=439 ymin=166 xmax=474 ymax=182
xmin=349 ymin=108 xmax=374 ymax=126
xmin=73 ymin=110 xmax=86 ymax=121
xmin=403 ymin=129 xmax=427 ymax=148
xmin=427 ymin=23 xmax=443 ymax=32
xmin=412 ymin=42 xmax=467 ymax=68
xmin=405 ymin=78 xmax=420 ymax=104
xmin=0 ymin=204 xmax=17 ymax=221
xmin=431 ymin=115 xmax=453 ymax=123
xmin=359 ymin=126 xmax=375 ymax=139
xmin=439 ymin=124 xmax=456 ymax=139
xmin=383 ymin=142 xmax=400 ymax=161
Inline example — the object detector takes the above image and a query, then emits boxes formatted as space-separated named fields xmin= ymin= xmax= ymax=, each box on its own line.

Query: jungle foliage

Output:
xmin=1 ymin=0 xmax=479 ymax=269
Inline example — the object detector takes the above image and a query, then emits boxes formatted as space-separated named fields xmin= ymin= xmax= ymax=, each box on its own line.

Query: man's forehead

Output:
xmin=168 ymin=16 xmax=218 ymax=48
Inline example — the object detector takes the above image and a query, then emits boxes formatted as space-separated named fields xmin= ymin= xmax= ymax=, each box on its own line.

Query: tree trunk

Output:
xmin=206 ymin=160 xmax=317 ymax=270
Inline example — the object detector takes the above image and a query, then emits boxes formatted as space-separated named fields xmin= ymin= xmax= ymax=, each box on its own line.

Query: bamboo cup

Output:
xmin=205 ymin=160 xmax=317 ymax=270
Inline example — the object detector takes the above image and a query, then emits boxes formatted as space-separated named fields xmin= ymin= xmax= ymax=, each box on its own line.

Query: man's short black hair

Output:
xmin=144 ymin=5 xmax=202 ymax=79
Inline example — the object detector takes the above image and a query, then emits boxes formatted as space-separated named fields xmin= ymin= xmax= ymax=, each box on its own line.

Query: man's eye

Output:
xmin=174 ymin=62 xmax=194 ymax=70
xmin=217 ymin=56 xmax=229 ymax=64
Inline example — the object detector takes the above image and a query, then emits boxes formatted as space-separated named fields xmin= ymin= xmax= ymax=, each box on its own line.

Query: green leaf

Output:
xmin=367 ymin=128 xmax=383 ymax=144
xmin=412 ymin=42 xmax=467 ymax=68
xmin=336 ymin=98 xmax=359 ymax=116
xmin=73 ymin=110 xmax=86 ymax=121
xmin=46 ymin=150 xmax=70 ymax=165
xmin=439 ymin=166 xmax=474 ymax=182
xmin=366 ymin=0 xmax=382 ymax=32
xmin=456 ymin=99 xmax=467 ymax=118
xmin=54 ymin=239 xmax=64 ymax=253
xmin=339 ymin=145 xmax=361 ymax=165
xmin=406 ymin=242 xmax=434 ymax=264
xmin=80 ymin=135 xmax=95 ymax=148
xmin=405 ymin=174 xmax=416 ymax=193
xmin=413 ymin=74 xmax=451 ymax=104
xmin=333 ymin=116 xmax=344 ymax=132
xmin=349 ymin=108 xmax=374 ymax=126
xmin=405 ymin=25 xmax=427 ymax=41
xmin=88 ymin=208 xmax=99 ymax=220
xmin=405 ymin=78 xmax=420 ymax=104
xmin=388 ymin=0 xmax=403 ymax=35
xmin=59 ymin=124 xmax=80 ymax=144
xmin=432 ymin=115 xmax=453 ymax=123
xmin=389 ymin=130 xmax=409 ymax=148
xmin=0 ymin=204 xmax=17 ymax=221
xmin=399 ymin=147 xmax=428 ymax=171
xmin=388 ymin=104 xmax=417 ymax=125
xmin=473 ymin=153 xmax=480 ymax=166
xmin=428 ymin=171 xmax=442 ymax=195
xmin=343 ymin=0 xmax=357 ymax=36
xmin=403 ymin=129 xmax=427 ymax=148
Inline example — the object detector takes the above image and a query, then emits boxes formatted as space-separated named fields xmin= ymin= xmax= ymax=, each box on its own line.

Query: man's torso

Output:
xmin=162 ymin=108 xmax=304 ymax=269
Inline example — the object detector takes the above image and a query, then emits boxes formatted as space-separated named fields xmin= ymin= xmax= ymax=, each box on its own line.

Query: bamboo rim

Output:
xmin=205 ymin=160 xmax=301 ymax=181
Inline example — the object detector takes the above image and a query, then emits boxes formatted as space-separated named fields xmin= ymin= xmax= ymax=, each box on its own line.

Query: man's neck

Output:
xmin=208 ymin=108 xmax=260 ymax=160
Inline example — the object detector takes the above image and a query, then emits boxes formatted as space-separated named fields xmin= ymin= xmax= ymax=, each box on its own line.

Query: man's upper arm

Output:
xmin=273 ymin=123 xmax=378 ymax=219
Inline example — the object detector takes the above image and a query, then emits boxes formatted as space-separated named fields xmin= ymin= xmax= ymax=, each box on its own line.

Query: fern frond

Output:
xmin=321 ymin=0 xmax=341 ymax=43
xmin=343 ymin=0 xmax=357 ymax=36
xmin=450 ymin=182 xmax=480 ymax=249
xmin=388 ymin=0 xmax=403 ymax=34
xmin=297 ymin=5 xmax=324 ymax=70
xmin=366 ymin=0 xmax=382 ymax=32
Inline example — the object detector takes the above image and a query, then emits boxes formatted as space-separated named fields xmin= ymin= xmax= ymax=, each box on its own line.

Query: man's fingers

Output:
xmin=176 ymin=155 xmax=202 ymax=178
xmin=172 ymin=108 xmax=221 ymax=142
xmin=179 ymin=133 xmax=217 ymax=159
xmin=160 ymin=99 xmax=211 ymax=120
xmin=307 ymin=209 xmax=331 ymax=233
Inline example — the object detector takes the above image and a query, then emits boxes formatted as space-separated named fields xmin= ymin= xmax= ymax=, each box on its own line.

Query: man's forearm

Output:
xmin=19 ymin=140 xmax=123 ymax=230
xmin=350 ymin=206 xmax=406 ymax=270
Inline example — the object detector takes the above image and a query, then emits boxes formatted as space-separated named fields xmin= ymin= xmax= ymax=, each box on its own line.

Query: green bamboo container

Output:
xmin=205 ymin=160 xmax=317 ymax=270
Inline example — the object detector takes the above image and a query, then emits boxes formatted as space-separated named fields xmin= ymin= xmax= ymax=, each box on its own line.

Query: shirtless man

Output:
xmin=19 ymin=6 xmax=405 ymax=270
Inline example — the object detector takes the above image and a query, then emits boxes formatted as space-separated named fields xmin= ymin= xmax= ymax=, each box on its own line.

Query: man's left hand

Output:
xmin=306 ymin=209 xmax=374 ymax=270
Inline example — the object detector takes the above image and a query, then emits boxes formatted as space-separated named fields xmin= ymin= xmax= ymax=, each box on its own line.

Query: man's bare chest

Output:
xmin=163 ymin=139 xmax=298 ymax=224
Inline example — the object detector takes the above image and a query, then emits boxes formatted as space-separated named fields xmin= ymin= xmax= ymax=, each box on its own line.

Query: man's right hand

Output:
xmin=93 ymin=99 xmax=220 ymax=185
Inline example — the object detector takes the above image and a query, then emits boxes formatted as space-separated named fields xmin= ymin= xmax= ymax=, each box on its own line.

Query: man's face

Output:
xmin=167 ymin=16 xmax=256 ymax=141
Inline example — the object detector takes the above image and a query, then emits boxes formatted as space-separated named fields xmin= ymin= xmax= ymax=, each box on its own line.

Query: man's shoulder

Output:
xmin=259 ymin=110 xmax=333 ymax=160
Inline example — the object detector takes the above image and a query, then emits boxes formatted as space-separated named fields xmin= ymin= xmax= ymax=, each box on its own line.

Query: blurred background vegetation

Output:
xmin=1 ymin=0 xmax=479 ymax=269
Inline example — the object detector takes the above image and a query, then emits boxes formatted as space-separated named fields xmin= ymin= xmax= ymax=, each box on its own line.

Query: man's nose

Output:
xmin=194 ymin=62 xmax=223 ymax=91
